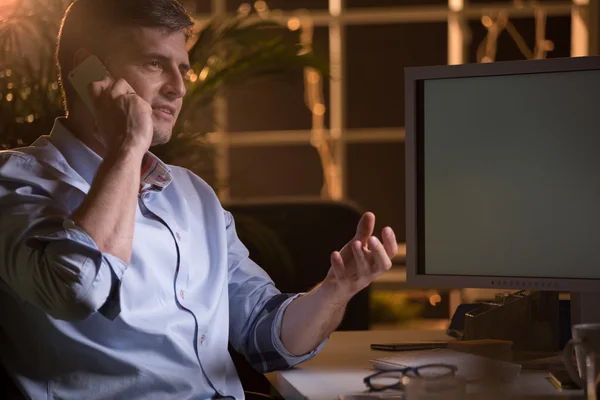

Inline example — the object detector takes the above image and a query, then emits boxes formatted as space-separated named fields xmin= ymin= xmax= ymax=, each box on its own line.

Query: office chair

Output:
xmin=0 ymin=199 xmax=369 ymax=397
xmin=224 ymin=198 xmax=370 ymax=394
xmin=0 ymin=360 xmax=280 ymax=400
xmin=225 ymin=198 xmax=370 ymax=330
xmin=0 ymin=362 xmax=24 ymax=400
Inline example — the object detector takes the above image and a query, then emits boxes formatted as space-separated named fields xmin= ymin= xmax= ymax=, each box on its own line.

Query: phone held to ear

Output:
xmin=67 ymin=56 xmax=170 ymax=188
xmin=68 ymin=55 xmax=149 ymax=151
xmin=68 ymin=55 xmax=114 ymax=148
xmin=68 ymin=55 xmax=112 ymax=120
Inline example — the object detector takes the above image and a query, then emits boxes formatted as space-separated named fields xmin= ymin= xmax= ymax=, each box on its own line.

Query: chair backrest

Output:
xmin=0 ymin=363 xmax=24 ymax=399
xmin=225 ymin=199 xmax=370 ymax=331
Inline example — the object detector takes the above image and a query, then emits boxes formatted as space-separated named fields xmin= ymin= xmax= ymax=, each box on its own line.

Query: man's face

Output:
xmin=104 ymin=26 xmax=190 ymax=146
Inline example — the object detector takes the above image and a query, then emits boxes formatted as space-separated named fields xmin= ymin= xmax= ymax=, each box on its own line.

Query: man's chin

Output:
xmin=151 ymin=129 xmax=173 ymax=147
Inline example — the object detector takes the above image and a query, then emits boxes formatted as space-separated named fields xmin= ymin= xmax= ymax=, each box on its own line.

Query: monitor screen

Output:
xmin=405 ymin=56 xmax=600 ymax=291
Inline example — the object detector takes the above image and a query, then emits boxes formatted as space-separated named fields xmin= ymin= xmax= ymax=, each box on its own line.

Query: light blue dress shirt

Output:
xmin=0 ymin=120 xmax=325 ymax=399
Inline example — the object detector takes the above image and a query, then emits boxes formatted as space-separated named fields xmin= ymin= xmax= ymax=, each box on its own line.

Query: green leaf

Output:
xmin=0 ymin=4 xmax=329 ymax=166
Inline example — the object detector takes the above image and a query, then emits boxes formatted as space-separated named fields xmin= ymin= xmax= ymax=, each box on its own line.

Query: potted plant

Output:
xmin=0 ymin=0 xmax=328 ymax=293
xmin=0 ymin=0 xmax=328 ymax=157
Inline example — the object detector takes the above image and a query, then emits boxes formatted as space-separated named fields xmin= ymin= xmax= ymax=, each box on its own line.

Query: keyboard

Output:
xmin=370 ymin=348 xmax=522 ymax=382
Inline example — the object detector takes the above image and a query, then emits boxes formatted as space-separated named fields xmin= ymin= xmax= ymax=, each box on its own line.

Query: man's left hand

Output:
xmin=323 ymin=212 xmax=398 ymax=303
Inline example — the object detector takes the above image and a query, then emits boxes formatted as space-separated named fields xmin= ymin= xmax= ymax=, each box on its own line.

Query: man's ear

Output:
xmin=72 ymin=48 xmax=92 ymax=69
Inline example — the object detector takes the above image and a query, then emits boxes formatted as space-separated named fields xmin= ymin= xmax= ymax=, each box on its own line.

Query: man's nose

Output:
xmin=163 ymin=71 xmax=186 ymax=100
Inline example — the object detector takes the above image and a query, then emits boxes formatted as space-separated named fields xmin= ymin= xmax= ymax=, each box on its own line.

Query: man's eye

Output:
xmin=147 ymin=61 xmax=162 ymax=70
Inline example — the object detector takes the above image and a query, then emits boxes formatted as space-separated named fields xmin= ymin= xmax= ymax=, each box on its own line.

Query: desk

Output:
xmin=266 ymin=330 xmax=584 ymax=400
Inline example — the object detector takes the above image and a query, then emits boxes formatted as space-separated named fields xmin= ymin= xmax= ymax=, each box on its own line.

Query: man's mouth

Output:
xmin=155 ymin=107 xmax=174 ymax=115
xmin=152 ymin=105 xmax=177 ymax=120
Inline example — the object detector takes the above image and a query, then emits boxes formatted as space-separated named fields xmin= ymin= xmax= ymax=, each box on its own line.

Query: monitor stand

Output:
xmin=570 ymin=292 xmax=600 ymax=326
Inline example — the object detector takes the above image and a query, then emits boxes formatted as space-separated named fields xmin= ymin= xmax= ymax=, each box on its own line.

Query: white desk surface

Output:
xmin=266 ymin=329 xmax=584 ymax=400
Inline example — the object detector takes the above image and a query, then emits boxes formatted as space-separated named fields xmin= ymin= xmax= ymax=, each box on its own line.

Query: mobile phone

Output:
xmin=370 ymin=342 xmax=448 ymax=352
xmin=67 ymin=55 xmax=112 ymax=119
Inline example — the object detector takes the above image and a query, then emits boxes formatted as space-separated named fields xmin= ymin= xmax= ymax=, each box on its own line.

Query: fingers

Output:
xmin=88 ymin=76 xmax=112 ymax=99
xmin=368 ymin=236 xmax=392 ymax=274
xmin=89 ymin=77 xmax=135 ymax=103
xmin=108 ymin=78 xmax=136 ymax=99
xmin=351 ymin=240 xmax=370 ymax=276
xmin=339 ymin=211 xmax=375 ymax=262
xmin=355 ymin=212 xmax=375 ymax=242
xmin=330 ymin=251 xmax=345 ymax=281
xmin=381 ymin=226 xmax=398 ymax=259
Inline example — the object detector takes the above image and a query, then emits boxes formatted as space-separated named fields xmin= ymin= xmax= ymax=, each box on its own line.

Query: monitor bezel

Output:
xmin=405 ymin=55 xmax=600 ymax=292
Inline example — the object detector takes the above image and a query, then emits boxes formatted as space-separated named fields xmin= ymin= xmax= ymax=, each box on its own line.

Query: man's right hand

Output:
xmin=72 ymin=76 xmax=152 ymax=265
xmin=89 ymin=77 xmax=153 ymax=156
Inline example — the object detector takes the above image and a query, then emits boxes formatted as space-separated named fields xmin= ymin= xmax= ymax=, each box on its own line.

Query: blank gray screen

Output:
xmin=423 ymin=69 xmax=600 ymax=279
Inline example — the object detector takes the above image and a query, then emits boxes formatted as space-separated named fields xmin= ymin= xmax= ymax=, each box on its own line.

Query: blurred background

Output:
xmin=1 ymin=0 xmax=598 ymax=331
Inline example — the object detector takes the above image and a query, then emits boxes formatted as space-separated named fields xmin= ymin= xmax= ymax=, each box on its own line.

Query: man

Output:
xmin=0 ymin=0 xmax=397 ymax=398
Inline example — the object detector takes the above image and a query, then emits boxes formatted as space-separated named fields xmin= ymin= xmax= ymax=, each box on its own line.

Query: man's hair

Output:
xmin=56 ymin=0 xmax=194 ymax=111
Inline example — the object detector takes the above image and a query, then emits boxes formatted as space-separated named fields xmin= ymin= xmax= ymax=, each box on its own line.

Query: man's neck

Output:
xmin=62 ymin=110 xmax=109 ymax=159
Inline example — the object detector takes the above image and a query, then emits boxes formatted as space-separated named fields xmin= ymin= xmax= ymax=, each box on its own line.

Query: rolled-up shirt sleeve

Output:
xmin=0 ymin=154 xmax=125 ymax=321
xmin=270 ymin=293 xmax=328 ymax=365
xmin=249 ymin=293 xmax=327 ymax=372
xmin=224 ymin=210 xmax=326 ymax=373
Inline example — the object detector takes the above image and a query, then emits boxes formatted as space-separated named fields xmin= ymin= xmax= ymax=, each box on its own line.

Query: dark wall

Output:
xmin=194 ymin=1 xmax=574 ymax=245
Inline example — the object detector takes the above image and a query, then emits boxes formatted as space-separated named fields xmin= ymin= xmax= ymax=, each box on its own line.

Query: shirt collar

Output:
xmin=48 ymin=118 xmax=173 ymax=191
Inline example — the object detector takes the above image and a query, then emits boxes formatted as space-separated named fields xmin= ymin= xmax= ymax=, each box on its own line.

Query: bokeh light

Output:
xmin=287 ymin=17 xmax=300 ymax=31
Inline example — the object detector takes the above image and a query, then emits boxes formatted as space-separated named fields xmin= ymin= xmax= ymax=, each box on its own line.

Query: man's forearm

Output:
xmin=71 ymin=148 xmax=143 ymax=264
xmin=280 ymin=282 xmax=350 ymax=356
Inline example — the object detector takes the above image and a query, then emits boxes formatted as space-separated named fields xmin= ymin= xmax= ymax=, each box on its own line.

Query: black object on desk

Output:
xmin=446 ymin=291 xmax=560 ymax=357
xmin=370 ymin=342 xmax=448 ymax=351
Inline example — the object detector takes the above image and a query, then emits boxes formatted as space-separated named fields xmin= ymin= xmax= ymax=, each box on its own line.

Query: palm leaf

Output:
xmin=0 ymin=3 xmax=329 ymax=165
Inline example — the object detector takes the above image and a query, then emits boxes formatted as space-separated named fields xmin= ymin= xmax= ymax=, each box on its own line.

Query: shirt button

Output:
xmin=180 ymin=290 xmax=185 ymax=299
xmin=176 ymin=232 xmax=182 ymax=241
xmin=200 ymin=335 xmax=206 ymax=345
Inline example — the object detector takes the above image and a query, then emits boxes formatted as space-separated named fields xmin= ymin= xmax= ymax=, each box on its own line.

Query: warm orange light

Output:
xmin=199 ymin=67 xmax=209 ymax=81
xmin=287 ymin=17 xmax=300 ymax=31
xmin=238 ymin=3 xmax=251 ymax=15
xmin=429 ymin=294 xmax=442 ymax=306
xmin=6 ymin=93 xmax=13 ymax=102
xmin=481 ymin=15 xmax=493 ymax=28
xmin=0 ymin=0 xmax=19 ymax=18
xmin=448 ymin=0 xmax=463 ymax=12
xmin=254 ymin=1 xmax=267 ymax=13
xmin=312 ymin=103 xmax=325 ymax=116
xmin=307 ymin=71 xmax=320 ymax=84
xmin=329 ymin=0 xmax=342 ymax=16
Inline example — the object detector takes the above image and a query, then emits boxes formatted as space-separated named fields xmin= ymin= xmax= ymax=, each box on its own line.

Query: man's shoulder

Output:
xmin=0 ymin=139 xmax=88 ymax=194
xmin=1 ymin=136 xmax=59 ymax=163
xmin=0 ymin=139 xmax=56 ymax=173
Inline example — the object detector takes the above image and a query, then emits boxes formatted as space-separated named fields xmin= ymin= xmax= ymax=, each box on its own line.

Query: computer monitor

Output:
xmin=404 ymin=55 xmax=600 ymax=324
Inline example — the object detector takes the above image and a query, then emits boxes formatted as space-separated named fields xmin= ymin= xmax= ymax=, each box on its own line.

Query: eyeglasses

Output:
xmin=363 ymin=364 xmax=458 ymax=392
